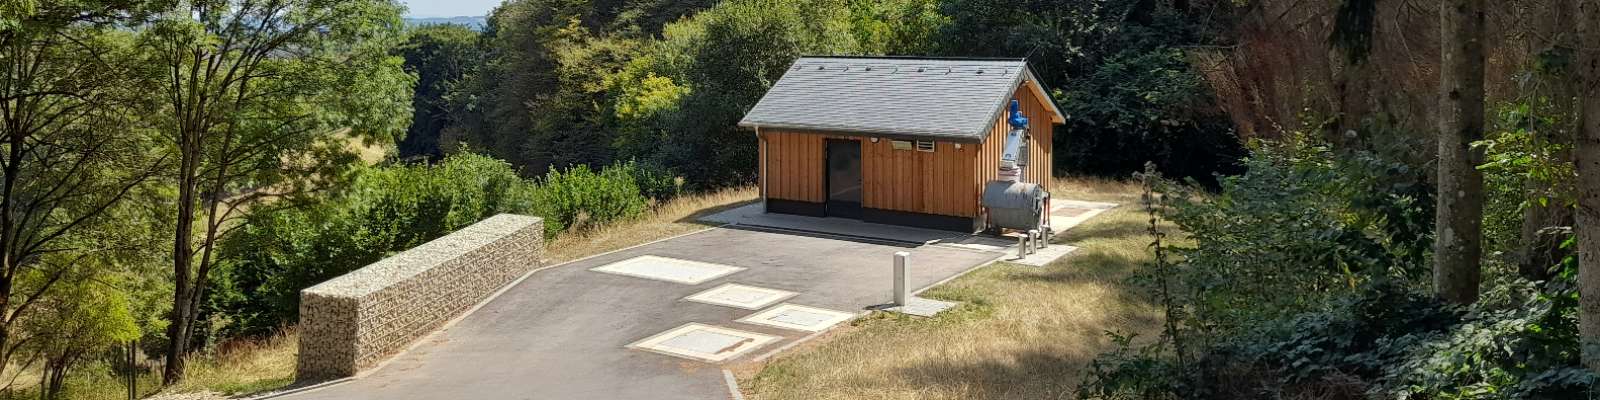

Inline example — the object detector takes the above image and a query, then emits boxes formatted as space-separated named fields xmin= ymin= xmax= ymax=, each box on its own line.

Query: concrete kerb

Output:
xmin=254 ymin=224 xmax=733 ymax=400
xmin=723 ymin=369 xmax=747 ymax=400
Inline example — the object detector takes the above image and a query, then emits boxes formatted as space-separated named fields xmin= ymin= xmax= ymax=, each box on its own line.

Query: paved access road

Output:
xmin=283 ymin=226 xmax=1001 ymax=400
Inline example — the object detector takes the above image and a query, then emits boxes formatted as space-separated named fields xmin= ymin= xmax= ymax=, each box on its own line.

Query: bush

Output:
xmin=530 ymin=163 xmax=649 ymax=237
xmin=210 ymin=153 xmax=536 ymax=337
xmin=1081 ymin=279 xmax=1596 ymax=399
xmin=622 ymin=160 xmax=682 ymax=202
xmin=1079 ymin=129 xmax=1596 ymax=400
xmin=1162 ymin=131 xmax=1433 ymax=334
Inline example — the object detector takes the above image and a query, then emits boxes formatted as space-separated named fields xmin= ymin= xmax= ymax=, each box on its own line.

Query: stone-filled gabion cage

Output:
xmin=296 ymin=214 xmax=544 ymax=380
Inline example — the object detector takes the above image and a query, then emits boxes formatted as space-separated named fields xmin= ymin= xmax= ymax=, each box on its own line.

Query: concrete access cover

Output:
xmin=685 ymin=283 xmax=797 ymax=310
xmin=627 ymin=323 xmax=780 ymax=363
xmin=590 ymin=255 xmax=745 ymax=285
xmin=737 ymin=304 xmax=856 ymax=332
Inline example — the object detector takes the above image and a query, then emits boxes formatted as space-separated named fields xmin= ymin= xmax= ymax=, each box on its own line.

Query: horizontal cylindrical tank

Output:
xmin=982 ymin=180 xmax=1048 ymax=231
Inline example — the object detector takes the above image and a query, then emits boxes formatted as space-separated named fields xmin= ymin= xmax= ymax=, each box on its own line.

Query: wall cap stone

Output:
xmin=303 ymin=214 xmax=543 ymax=299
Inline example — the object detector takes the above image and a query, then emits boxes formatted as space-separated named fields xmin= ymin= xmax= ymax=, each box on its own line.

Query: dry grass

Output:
xmin=738 ymin=177 xmax=1183 ymax=400
xmin=545 ymin=186 xmax=758 ymax=262
xmin=36 ymin=331 xmax=299 ymax=400
xmin=163 ymin=331 xmax=301 ymax=395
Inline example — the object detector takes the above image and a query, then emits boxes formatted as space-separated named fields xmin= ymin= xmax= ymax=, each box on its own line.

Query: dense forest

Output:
xmin=2 ymin=0 xmax=1599 ymax=398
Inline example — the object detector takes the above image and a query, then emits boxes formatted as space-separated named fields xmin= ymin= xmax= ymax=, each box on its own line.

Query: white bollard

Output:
xmin=1017 ymin=234 xmax=1028 ymax=258
xmin=1040 ymin=228 xmax=1051 ymax=248
xmin=894 ymin=252 xmax=910 ymax=306
xmin=1028 ymin=230 xmax=1041 ymax=253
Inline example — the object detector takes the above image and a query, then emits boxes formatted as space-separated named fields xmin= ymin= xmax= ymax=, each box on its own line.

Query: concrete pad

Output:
xmin=1050 ymin=200 xmax=1118 ymax=231
xmin=737 ymin=304 xmax=856 ymax=332
xmin=1005 ymin=245 xmax=1080 ymax=267
xmin=891 ymin=297 xmax=958 ymax=317
xmin=932 ymin=235 xmax=1018 ymax=252
xmin=590 ymin=255 xmax=744 ymax=284
xmin=701 ymin=203 xmax=970 ymax=245
xmin=684 ymin=283 xmax=797 ymax=310
xmin=627 ymin=323 xmax=781 ymax=363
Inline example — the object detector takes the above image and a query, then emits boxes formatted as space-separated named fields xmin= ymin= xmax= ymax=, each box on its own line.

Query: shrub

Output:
xmin=1081 ymin=279 xmax=1596 ymax=399
xmin=210 ymin=153 xmax=536 ymax=337
xmin=1080 ymin=128 xmax=1596 ymax=400
xmin=621 ymin=160 xmax=682 ymax=202
xmin=1162 ymin=131 xmax=1433 ymax=335
xmin=530 ymin=163 xmax=649 ymax=237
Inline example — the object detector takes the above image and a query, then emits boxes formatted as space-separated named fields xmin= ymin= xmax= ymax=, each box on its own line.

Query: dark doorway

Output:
xmin=825 ymin=139 xmax=862 ymax=219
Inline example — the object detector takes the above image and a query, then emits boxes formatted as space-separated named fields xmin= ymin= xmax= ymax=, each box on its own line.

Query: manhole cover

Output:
xmin=590 ymin=255 xmax=745 ymax=285
xmin=685 ymin=283 xmax=797 ymax=310
xmin=737 ymin=304 xmax=856 ymax=332
xmin=627 ymin=323 xmax=780 ymax=362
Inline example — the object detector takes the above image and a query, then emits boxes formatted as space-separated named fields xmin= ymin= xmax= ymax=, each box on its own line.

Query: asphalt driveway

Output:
xmin=283 ymin=226 xmax=1002 ymax=400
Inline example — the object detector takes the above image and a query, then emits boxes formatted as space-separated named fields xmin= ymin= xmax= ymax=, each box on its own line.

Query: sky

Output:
xmin=400 ymin=0 xmax=499 ymax=18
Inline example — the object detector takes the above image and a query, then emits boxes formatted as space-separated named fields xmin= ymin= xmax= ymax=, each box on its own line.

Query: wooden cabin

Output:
xmin=738 ymin=56 xmax=1066 ymax=232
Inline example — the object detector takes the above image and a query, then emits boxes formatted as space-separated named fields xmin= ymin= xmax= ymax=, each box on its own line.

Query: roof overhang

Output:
xmin=745 ymin=122 xmax=987 ymax=143
xmin=1020 ymin=67 xmax=1067 ymax=125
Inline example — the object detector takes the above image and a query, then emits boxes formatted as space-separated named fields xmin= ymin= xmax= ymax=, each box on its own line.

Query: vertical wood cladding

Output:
xmin=761 ymin=129 xmax=980 ymax=218
xmin=758 ymin=80 xmax=1056 ymax=220
xmin=974 ymin=83 xmax=1055 ymax=193
xmin=762 ymin=130 xmax=825 ymax=203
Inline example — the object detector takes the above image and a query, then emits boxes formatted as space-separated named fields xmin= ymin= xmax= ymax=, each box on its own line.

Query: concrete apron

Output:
xmin=276 ymin=201 xmax=1118 ymax=400
xmin=275 ymin=226 xmax=1004 ymax=400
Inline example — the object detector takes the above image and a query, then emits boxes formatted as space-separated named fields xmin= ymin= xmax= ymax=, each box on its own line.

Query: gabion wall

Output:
xmin=296 ymin=214 xmax=545 ymax=379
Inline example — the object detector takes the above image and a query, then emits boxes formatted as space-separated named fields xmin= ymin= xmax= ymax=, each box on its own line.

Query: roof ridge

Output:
xmin=798 ymin=55 xmax=1027 ymax=62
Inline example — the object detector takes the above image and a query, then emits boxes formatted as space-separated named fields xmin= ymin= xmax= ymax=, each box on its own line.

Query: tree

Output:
xmin=1434 ymin=0 xmax=1486 ymax=305
xmin=22 ymin=278 xmax=140 ymax=399
xmin=0 ymin=0 xmax=161 ymax=384
xmin=1576 ymin=0 xmax=1600 ymax=373
xmin=139 ymin=0 xmax=412 ymax=383
xmin=396 ymin=24 xmax=482 ymax=161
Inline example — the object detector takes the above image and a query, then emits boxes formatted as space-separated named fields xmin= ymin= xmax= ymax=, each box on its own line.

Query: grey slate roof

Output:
xmin=738 ymin=57 xmax=1058 ymax=142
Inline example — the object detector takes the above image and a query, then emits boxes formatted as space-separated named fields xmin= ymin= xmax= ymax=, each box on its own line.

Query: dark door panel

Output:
xmin=825 ymin=139 xmax=862 ymax=219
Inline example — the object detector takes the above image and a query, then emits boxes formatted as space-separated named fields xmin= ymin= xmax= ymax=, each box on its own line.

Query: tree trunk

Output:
xmin=1576 ymin=0 xmax=1600 ymax=373
xmin=1434 ymin=0 xmax=1487 ymax=304
xmin=164 ymin=129 xmax=200 ymax=385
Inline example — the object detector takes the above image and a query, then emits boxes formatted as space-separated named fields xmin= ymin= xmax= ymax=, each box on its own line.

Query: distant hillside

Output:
xmin=404 ymin=16 xmax=487 ymax=31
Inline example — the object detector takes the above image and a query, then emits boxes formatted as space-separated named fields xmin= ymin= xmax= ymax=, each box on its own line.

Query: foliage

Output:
xmin=937 ymin=0 xmax=1243 ymax=184
xmin=633 ymin=0 xmax=864 ymax=185
xmin=1082 ymin=275 xmax=1597 ymax=399
xmin=0 ymin=2 xmax=169 ymax=390
xmin=1135 ymin=162 xmax=1189 ymax=365
xmin=845 ymin=0 xmax=947 ymax=55
xmin=211 ymin=153 xmax=535 ymax=337
xmin=1081 ymin=124 xmax=1595 ymax=399
xmin=530 ymin=163 xmax=649 ymax=236
xmin=1076 ymin=332 xmax=1182 ymax=400
xmin=139 ymin=0 xmax=415 ymax=379
xmin=1476 ymin=99 xmax=1577 ymax=263
xmin=211 ymin=154 xmax=665 ymax=336
xmin=19 ymin=279 xmax=141 ymax=399
xmin=1057 ymin=48 xmax=1246 ymax=186
xmin=443 ymin=0 xmax=718 ymax=174
xmin=625 ymin=160 xmax=683 ymax=202
xmin=396 ymin=23 xmax=484 ymax=160
xmin=1161 ymin=131 xmax=1433 ymax=334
